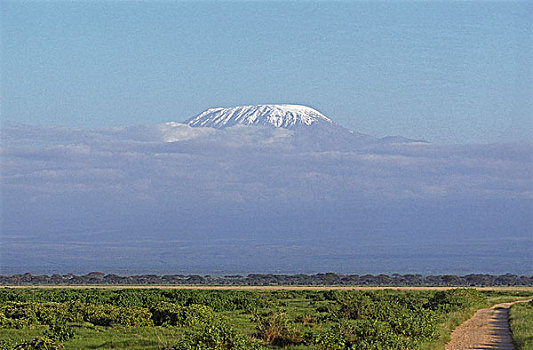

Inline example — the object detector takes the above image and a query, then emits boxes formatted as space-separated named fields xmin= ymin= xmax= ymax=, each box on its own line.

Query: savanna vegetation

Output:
xmin=509 ymin=300 xmax=533 ymax=350
xmin=0 ymin=287 xmax=531 ymax=349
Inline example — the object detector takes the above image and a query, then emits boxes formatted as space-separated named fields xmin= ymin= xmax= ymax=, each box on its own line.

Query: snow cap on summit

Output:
xmin=186 ymin=104 xmax=333 ymax=129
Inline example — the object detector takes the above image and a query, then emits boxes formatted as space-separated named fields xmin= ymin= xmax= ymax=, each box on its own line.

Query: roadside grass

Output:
xmin=509 ymin=301 xmax=533 ymax=350
xmin=419 ymin=304 xmax=484 ymax=350
xmin=485 ymin=290 xmax=533 ymax=304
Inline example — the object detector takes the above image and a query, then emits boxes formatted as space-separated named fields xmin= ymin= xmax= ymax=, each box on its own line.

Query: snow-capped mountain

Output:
xmin=186 ymin=104 xmax=334 ymax=129
xmin=185 ymin=104 xmax=378 ymax=150
xmin=85 ymin=104 xmax=425 ymax=150
xmin=185 ymin=104 xmax=425 ymax=150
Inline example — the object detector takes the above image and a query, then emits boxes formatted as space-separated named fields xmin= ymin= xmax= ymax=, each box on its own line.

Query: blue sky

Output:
xmin=1 ymin=0 xmax=532 ymax=143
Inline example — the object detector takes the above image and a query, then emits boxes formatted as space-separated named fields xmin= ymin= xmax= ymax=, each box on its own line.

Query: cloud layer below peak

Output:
xmin=1 ymin=122 xmax=532 ymax=274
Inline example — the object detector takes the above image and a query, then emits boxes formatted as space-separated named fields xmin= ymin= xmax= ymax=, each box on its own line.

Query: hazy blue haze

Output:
xmin=2 ymin=1 xmax=531 ymax=143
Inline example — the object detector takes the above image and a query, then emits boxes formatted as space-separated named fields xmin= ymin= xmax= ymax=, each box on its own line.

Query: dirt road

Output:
xmin=445 ymin=300 xmax=530 ymax=350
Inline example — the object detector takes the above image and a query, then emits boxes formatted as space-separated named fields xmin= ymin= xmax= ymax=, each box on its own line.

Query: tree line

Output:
xmin=0 ymin=272 xmax=531 ymax=286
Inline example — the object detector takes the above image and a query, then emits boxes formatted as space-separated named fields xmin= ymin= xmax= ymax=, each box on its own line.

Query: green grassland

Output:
xmin=0 ymin=288 xmax=531 ymax=350
xmin=510 ymin=300 xmax=533 ymax=350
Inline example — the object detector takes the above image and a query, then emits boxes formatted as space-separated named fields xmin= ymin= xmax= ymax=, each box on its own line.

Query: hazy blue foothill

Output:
xmin=1 ymin=105 xmax=531 ymax=275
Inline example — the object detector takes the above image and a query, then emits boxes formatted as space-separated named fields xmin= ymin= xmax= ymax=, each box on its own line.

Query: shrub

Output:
xmin=84 ymin=304 xmax=115 ymax=326
xmin=43 ymin=321 xmax=75 ymax=342
xmin=13 ymin=337 xmax=62 ymax=350
xmin=295 ymin=313 xmax=315 ymax=325
xmin=427 ymin=288 xmax=484 ymax=312
xmin=349 ymin=319 xmax=415 ymax=349
xmin=1 ymin=303 xmax=38 ymax=325
xmin=336 ymin=293 xmax=374 ymax=320
xmin=110 ymin=306 xmax=153 ymax=327
xmin=168 ymin=323 xmax=262 ymax=350
xmin=150 ymin=302 xmax=216 ymax=327
xmin=315 ymin=291 xmax=442 ymax=349
xmin=0 ymin=340 xmax=16 ymax=350
xmin=181 ymin=304 xmax=217 ymax=327
xmin=389 ymin=308 xmax=437 ymax=340
xmin=80 ymin=303 xmax=152 ymax=327
xmin=314 ymin=330 xmax=346 ymax=350
xmin=314 ymin=320 xmax=416 ymax=350
xmin=253 ymin=311 xmax=302 ymax=346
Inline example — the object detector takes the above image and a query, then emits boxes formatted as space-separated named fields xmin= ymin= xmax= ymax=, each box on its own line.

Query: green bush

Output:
xmin=168 ymin=323 xmax=262 ymax=350
xmin=349 ymin=319 xmax=415 ymax=349
xmin=389 ymin=308 xmax=437 ymax=340
xmin=1 ymin=302 xmax=80 ymax=327
xmin=0 ymin=301 xmax=152 ymax=328
xmin=83 ymin=304 xmax=115 ymax=326
xmin=336 ymin=293 xmax=374 ymax=319
xmin=110 ymin=306 xmax=153 ymax=327
xmin=313 ymin=291 xmax=441 ymax=349
xmin=427 ymin=288 xmax=484 ymax=312
xmin=1 ymin=303 xmax=38 ymax=325
xmin=0 ymin=289 xmax=269 ymax=313
xmin=13 ymin=337 xmax=62 ymax=350
xmin=83 ymin=304 xmax=152 ymax=327
xmin=314 ymin=320 xmax=416 ymax=350
xmin=43 ymin=321 xmax=75 ymax=342
xmin=314 ymin=330 xmax=346 ymax=350
xmin=0 ymin=340 xmax=17 ymax=350
xmin=150 ymin=302 xmax=216 ymax=327
xmin=253 ymin=311 xmax=302 ymax=346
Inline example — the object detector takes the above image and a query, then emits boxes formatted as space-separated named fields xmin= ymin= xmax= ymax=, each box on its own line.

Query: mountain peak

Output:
xmin=186 ymin=104 xmax=333 ymax=129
